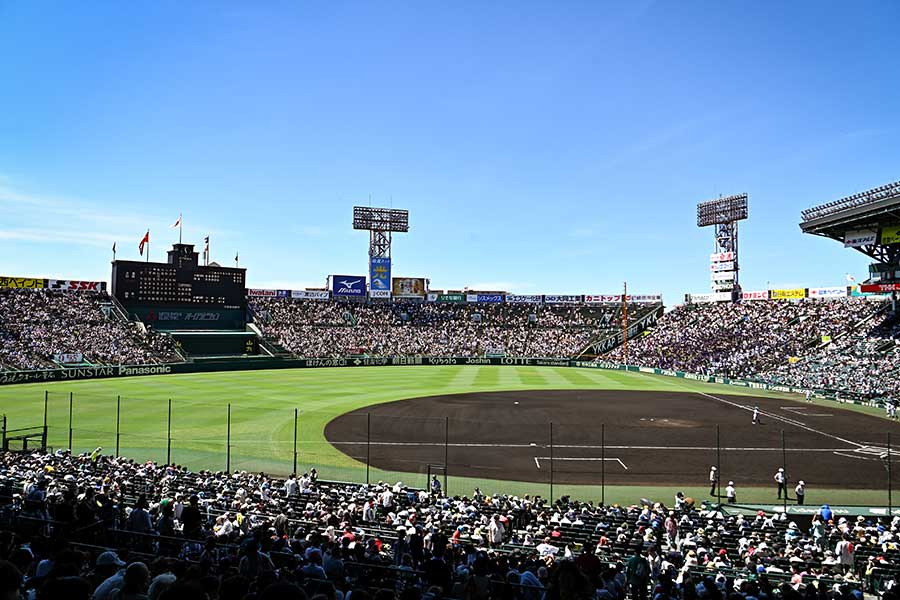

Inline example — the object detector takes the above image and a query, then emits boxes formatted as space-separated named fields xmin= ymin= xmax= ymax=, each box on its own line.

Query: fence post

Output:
xmin=43 ymin=390 xmax=48 ymax=435
xmin=549 ymin=421 xmax=554 ymax=505
xmin=166 ymin=399 xmax=172 ymax=465
xmin=226 ymin=403 xmax=232 ymax=473
xmin=293 ymin=408 xmax=298 ymax=476
xmin=366 ymin=412 xmax=371 ymax=485
xmin=781 ymin=429 xmax=787 ymax=512
xmin=444 ymin=416 xmax=449 ymax=495
xmin=115 ymin=395 xmax=121 ymax=457
xmin=1 ymin=414 xmax=6 ymax=451
xmin=68 ymin=392 xmax=73 ymax=452
xmin=888 ymin=432 xmax=893 ymax=515
xmin=716 ymin=425 xmax=722 ymax=505
xmin=601 ymin=423 xmax=605 ymax=505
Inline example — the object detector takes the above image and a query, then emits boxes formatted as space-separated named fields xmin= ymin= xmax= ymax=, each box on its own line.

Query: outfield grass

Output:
xmin=0 ymin=365 xmax=893 ymax=506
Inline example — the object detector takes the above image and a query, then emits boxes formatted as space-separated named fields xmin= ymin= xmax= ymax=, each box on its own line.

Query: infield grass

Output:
xmin=0 ymin=365 xmax=893 ymax=507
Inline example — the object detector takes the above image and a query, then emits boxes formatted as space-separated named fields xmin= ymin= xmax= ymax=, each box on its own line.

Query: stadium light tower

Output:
xmin=697 ymin=193 xmax=749 ymax=296
xmin=353 ymin=207 xmax=409 ymax=294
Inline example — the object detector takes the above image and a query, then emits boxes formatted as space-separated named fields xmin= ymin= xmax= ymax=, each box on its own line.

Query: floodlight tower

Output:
xmin=697 ymin=193 xmax=749 ymax=295
xmin=353 ymin=207 xmax=409 ymax=292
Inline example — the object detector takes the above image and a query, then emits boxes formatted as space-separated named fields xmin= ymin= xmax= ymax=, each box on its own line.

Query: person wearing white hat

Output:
xmin=725 ymin=481 xmax=736 ymax=504
xmin=795 ymin=480 xmax=805 ymax=505
xmin=774 ymin=467 xmax=786 ymax=499
xmin=708 ymin=466 xmax=718 ymax=496
xmin=752 ymin=406 xmax=760 ymax=424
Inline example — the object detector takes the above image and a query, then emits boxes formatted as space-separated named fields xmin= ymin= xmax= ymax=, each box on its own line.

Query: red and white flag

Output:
xmin=139 ymin=231 xmax=150 ymax=255
xmin=170 ymin=214 xmax=182 ymax=229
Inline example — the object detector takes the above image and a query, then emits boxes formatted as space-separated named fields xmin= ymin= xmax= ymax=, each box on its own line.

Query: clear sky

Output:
xmin=2 ymin=1 xmax=899 ymax=303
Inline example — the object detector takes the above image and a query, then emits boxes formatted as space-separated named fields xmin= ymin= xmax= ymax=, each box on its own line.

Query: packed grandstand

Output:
xmin=0 ymin=448 xmax=896 ymax=600
xmin=1 ymin=285 xmax=898 ymax=399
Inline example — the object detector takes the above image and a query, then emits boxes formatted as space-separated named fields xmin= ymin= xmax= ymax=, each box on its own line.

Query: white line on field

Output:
xmin=326 ymin=440 xmax=853 ymax=452
xmin=534 ymin=456 xmax=628 ymax=470
xmin=692 ymin=390 xmax=863 ymax=448
xmin=534 ymin=457 xmax=541 ymax=469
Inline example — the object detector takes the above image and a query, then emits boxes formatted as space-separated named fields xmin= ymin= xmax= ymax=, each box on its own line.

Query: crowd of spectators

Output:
xmin=605 ymin=299 xmax=887 ymax=385
xmin=0 ymin=289 xmax=180 ymax=371
xmin=251 ymin=300 xmax=659 ymax=359
xmin=1 ymin=449 xmax=895 ymax=600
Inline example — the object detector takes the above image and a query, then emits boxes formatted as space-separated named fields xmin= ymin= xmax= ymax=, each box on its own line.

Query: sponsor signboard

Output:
xmin=369 ymin=289 xmax=391 ymax=299
xmin=689 ymin=292 xmax=731 ymax=303
xmin=53 ymin=353 xmax=84 ymax=364
xmin=369 ymin=257 xmax=391 ymax=291
xmin=808 ymin=286 xmax=847 ymax=298
xmin=771 ymin=288 xmax=807 ymax=300
xmin=291 ymin=290 xmax=330 ymax=300
xmin=860 ymin=283 xmax=900 ymax=293
xmin=332 ymin=275 xmax=367 ymax=297
xmin=712 ymin=280 xmax=735 ymax=291
xmin=248 ymin=289 xmax=277 ymax=297
xmin=436 ymin=293 xmax=466 ymax=303
xmin=391 ymin=277 xmax=426 ymax=297
xmin=426 ymin=292 xmax=438 ymax=302
xmin=844 ymin=229 xmax=877 ymax=248
xmin=710 ymin=251 xmax=735 ymax=262
xmin=710 ymin=261 xmax=735 ymax=272
xmin=742 ymin=290 xmax=769 ymax=301
xmin=630 ymin=294 xmax=663 ymax=303
xmin=881 ymin=225 xmax=900 ymax=245
xmin=506 ymin=294 xmax=542 ymax=303
xmin=543 ymin=295 xmax=582 ymax=303
xmin=47 ymin=279 xmax=105 ymax=292
xmin=476 ymin=293 xmax=504 ymax=303
xmin=0 ymin=276 xmax=45 ymax=289
xmin=276 ymin=290 xmax=290 ymax=298
xmin=466 ymin=294 xmax=479 ymax=303
xmin=710 ymin=270 xmax=735 ymax=281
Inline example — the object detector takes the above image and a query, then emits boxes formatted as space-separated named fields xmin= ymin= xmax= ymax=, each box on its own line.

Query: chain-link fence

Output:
xmin=4 ymin=390 xmax=899 ymax=508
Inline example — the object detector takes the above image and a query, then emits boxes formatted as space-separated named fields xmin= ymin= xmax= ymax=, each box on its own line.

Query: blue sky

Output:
xmin=1 ymin=1 xmax=899 ymax=303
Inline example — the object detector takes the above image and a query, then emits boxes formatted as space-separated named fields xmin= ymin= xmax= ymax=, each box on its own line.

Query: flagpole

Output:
xmin=147 ymin=229 xmax=150 ymax=263
xmin=112 ymin=243 xmax=116 ymax=262
xmin=179 ymin=214 xmax=183 ymax=244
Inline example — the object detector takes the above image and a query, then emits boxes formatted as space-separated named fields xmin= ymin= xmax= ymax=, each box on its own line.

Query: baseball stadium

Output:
xmin=3 ymin=5 xmax=900 ymax=600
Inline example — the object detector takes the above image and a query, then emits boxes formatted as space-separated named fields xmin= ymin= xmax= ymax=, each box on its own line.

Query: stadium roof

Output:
xmin=800 ymin=180 xmax=900 ymax=234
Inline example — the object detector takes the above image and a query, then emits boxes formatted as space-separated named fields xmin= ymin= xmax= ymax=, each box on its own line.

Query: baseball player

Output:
xmin=709 ymin=466 xmax=718 ymax=496
xmin=805 ymin=390 xmax=813 ymax=403
xmin=725 ymin=481 xmax=736 ymax=504
xmin=795 ymin=480 xmax=806 ymax=505
xmin=774 ymin=467 xmax=786 ymax=499
xmin=752 ymin=406 xmax=760 ymax=425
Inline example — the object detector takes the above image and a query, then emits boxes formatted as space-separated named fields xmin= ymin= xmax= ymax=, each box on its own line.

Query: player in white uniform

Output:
xmin=805 ymin=390 xmax=813 ymax=403
xmin=752 ymin=406 xmax=760 ymax=424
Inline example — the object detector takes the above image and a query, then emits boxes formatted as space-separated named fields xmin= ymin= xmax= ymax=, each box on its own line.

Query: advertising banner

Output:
xmin=808 ymin=286 xmax=847 ymax=298
xmin=710 ymin=270 xmax=735 ymax=281
xmin=881 ymin=225 xmax=900 ymax=245
xmin=630 ymin=294 xmax=663 ymax=303
xmin=475 ymin=293 xmax=504 ymax=303
xmin=291 ymin=290 xmax=330 ymax=300
xmin=47 ymin=279 xmax=105 ymax=292
xmin=506 ymin=294 xmax=542 ymax=303
xmin=584 ymin=295 xmax=606 ymax=303
xmin=712 ymin=280 xmax=735 ymax=291
xmin=689 ymin=292 xmax=731 ymax=303
xmin=860 ymin=283 xmax=900 ymax=293
xmin=332 ymin=275 xmax=367 ymax=297
xmin=276 ymin=290 xmax=290 ymax=298
xmin=544 ymin=295 xmax=582 ymax=303
xmin=709 ymin=261 xmax=735 ymax=272
xmin=426 ymin=293 xmax=438 ymax=302
xmin=844 ymin=229 xmax=877 ymax=247
xmin=0 ymin=276 xmax=46 ymax=289
xmin=369 ymin=257 xmax=391 ymax=292
xmin=391 ymin=277 xmax=426 ymax=297
xmin=53 ymin=353 xmax=84 ymax=364
xmin=248 ymin=289 xmax=277 ymax=297
xmin=710 ymin=251 xmax=735 ymax=262
xmin=466 ymin=294 xmax=478 ymax=303
xmin=741 ymin=290 xmax=769 ymax=301
xmin=436 ymin=293 xmax=466 ymax=303
xmin=369 ymin=289 xmax=391 ymax=299
xmin=771 ymin=288 xmax=807 ymax=300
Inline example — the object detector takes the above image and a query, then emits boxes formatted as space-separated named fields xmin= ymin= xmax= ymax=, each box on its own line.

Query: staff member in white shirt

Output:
xmin=795 ymin=480 xmax=805 ymax=505
xmin=708 ymin=466 xmax=718 ymax=496
xmin=725 ymin=481 xmax=736 ymax=504
xmin=774 ymin=467 xmax=786 ymax=499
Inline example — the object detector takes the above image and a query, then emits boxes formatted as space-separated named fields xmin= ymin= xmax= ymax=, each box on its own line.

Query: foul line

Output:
xmin=692 ymin=390 xmax=863 ymax=449
xmin=534 ymin=456 xmax=628 ymax=470
xmin=327 ymin=440 xmax=853 ymax=452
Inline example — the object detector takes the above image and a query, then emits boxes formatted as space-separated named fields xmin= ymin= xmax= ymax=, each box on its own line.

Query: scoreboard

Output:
xmin=112 ymin=243 xmax=246 ymax=329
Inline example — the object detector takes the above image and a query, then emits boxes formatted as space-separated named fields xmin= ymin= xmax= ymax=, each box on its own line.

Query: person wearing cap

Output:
xmin=795 ymin=480 xmax=805 ymax=505
xmin=752 ymin=406 xmax=760 ymax=424
xmin=708 ymin=466 xmax=718 ymax=496
xmin=725 ymin=481 xmax=736 ymax=504
xmin=774 ymin=467 xmax=786 ymax=499
xmin=92 ymin=553 xmax=128 ymax=600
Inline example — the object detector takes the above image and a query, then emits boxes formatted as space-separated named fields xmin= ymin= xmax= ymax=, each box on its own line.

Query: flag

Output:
xmin=234 ymin=252 xmax=239 ymax=262
xmin=112 ymin=242 xmax=116 ymax=253
xmin=138 ymin=231 xmax=149 ymax=255
xmin=170 ymin=214 xmax=182 ymax=229
xmin=846 ymin=273 xmax=856 ymax=283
